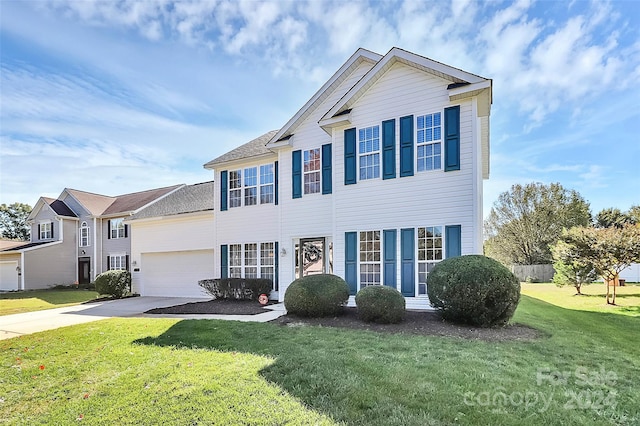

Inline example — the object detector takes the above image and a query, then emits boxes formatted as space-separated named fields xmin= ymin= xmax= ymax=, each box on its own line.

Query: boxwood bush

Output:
xmin=427 ymin=255 xmax=520 ymax=327
xmin=355 ymin=285 xmax=405 ymax=323
xmin=94 ymin=270 xmax=131 ymax=299
xmin=198 ymin=278 xmax=272 ymax=301
xmin=284 ymin=274 xmax=349 ymax=317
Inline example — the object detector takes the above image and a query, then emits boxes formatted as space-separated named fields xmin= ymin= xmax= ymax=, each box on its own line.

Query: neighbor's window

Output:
xmin=417 ymin=226 xmax=443 ymax=295
xmin=110 ymin=218 xmax=125 ymax=239
xmin=229 ymin=244 xmax=242 ymax=278
xmin=303 ymin=148 xmax=321 ymax=194
xmin=417 ymin=112 xmax=442 ymax=172
xmin=40 ymin=222 xmax=52 ymax=240
xmin=244 ymin=167 xmax=258 ymax=206
xmin=229 ymin=170 xmax=242 ymax=208
xmin=109 ymin=254 xmax=127 ymax=271
xmin=80 ymin=222 xmax=90 ymax=247
xmin=359 ymin=126 xmax=380 ymax=180
xmin=359 ymin=230 xmax=381 ymax=288
xmin=260 ymin=164 xmax=274 ymax=204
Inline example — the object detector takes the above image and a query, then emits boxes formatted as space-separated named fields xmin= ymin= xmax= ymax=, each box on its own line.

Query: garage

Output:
xmin=0 ymin=261 xmax=19 ymax=291
xmin=140 ymin=250 xmax=214 ymax=297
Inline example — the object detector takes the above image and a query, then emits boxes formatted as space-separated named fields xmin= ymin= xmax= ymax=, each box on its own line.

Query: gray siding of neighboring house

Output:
xmin=31 ymin=208 xmax=59 ymax=243
xmin=23 ymin=219 xmax=77 ymax=289
xmin=102 ymin=217 xmax=131 ymax=273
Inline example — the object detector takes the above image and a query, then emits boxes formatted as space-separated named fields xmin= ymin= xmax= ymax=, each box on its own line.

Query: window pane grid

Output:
xmin=226 ymin=242 xmax=275 ymax=288
xmin=358 ymin=126 xmax=380 ymax=180
xmin=417 ymin=226 xmax=443 ymax=295
xmin=417 ymin=112 xmax=442 ymax=172
xmin=359 ymin=231 xmax=381 ymax=288
xmin=303 ymin=149 xmax=321 ymax=194
xmin=260 ymin=164 xmax=274 ymax=204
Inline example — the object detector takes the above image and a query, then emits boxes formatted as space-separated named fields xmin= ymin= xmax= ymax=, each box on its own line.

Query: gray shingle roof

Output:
xmin=128 ymin=182 xmax=214 ymax=220
xmin=102 ymin=185 xmax=183 ymax=215
xmin=204 ymin=130 xmax=278 ymax=168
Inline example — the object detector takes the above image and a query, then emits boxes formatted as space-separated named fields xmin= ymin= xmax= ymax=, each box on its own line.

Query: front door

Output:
xmin=78 ymin=257 xmax=91 ymax=284
xmin=296 ymin=238 xmax=326 ymax=279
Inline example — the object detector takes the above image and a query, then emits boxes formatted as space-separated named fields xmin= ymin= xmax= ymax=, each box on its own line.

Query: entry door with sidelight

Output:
xmin=296 ymin=238 xmax=331 ymax=279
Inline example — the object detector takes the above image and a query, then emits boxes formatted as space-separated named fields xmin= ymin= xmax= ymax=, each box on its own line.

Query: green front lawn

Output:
xmin=1 ymin=293 xmax=638 ymax=425
xmin=0 ymin=289 xmax=99 ymax=316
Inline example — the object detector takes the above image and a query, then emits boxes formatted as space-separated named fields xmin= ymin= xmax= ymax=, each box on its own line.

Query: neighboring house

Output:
xmin=0 ymin=185 xmax=182 ymax=291
xmin=204 ymin=47 xmax=492 ymax=308
xmin=126 ymin=182 xmax=215 ymax=297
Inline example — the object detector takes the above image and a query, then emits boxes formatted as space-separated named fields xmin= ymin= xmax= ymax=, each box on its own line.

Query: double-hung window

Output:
xmin=417 ymin=226 xmax=443 ymax=295
xmin=80 ymin=222 xmax=90 ymax=247
xmin=260 ymin=242 xmax=275 ymax=282
xmin=303 ymin=148 xmax=321 ymax=194
xmin=244 ymin=167 xmax=258 ymax=206
xmin=358 ymin=126 xmax=380 ymax=180
xmin=244 ymin=243 xmax=258 ymax=278
xmin=229 ymin=244 xmax=242 ymax=278
xmin=359 ymin=231 xmax=381 ymax=288
xmin=417 ymin=112 xmax=442 ymax=171
xmin=110 ymin=218 xmax=125 ymax=239
xmin=260 ymin=164 xmax=274 ymax=204
xmin=229 ymin=170 xmax=242 ymax=208
xmin=109 ymin=254 xmax=127 ymax=271
xmin=40 ymin=222 xmax=52 ymax=240
xmin=227 ymin=242 xmax=276 ymax=284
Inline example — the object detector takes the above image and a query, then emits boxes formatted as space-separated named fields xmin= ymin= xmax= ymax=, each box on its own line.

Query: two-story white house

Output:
xmin=205 ymin=47 xmax=492 ymax=308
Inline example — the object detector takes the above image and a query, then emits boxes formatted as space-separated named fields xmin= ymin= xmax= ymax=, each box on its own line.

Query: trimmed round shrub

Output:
xmin=284 ymin=274 xmax=350 ymax=317
xmin=355 ymin=285 xmax=406 ymax=324
xmin=427 ymin=255 xmax=520 ymax=327
xmin=94 ymin=270 xmax=131 ymax=298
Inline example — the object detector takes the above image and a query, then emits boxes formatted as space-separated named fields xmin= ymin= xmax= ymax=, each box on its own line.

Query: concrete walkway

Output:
xmin=0 ymin=297 xmax=286 ymax=340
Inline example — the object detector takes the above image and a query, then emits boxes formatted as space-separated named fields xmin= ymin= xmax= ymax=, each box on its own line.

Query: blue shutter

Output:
xmin=400 ymin=228 xmax=415 ymax=296
xmin=321 ymin=143 xmax=332 ymax=194
xmin=399 ymin=115 xmax=414 ymax=177
xmin=274 ymin=161 xmax=279 ymax=205
xmin=445 ymin=225 xmax=462 ymax=258
xmin=274 ymin=241 xmax=279 ymax=291
xmin=220 ymin=170 xmax=228 ymax=211
xmin=383 ymin=229 xmax=397 ymax=288
xmin=382 ymin=119 xmax=396 ymax=180
xmin=444 ymin=106 xmax=460 ymax=171
xmin=220 ymin=245 xmax=228 ymax=279
xmin=344 ymin=128 xmax=357 ymax=185
xmin=345 ymin=232 xmax=358 ymax=295
xmin=292 ymin=150 xmax=302 ymax=199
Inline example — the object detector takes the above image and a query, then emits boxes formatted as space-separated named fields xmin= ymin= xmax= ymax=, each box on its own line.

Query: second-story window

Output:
xmin=260 ymin=164 xmax=274 ymax=204
xmin=110 ymin=218 xmax=125 ymax=239
xmin=417 ymin=112 xmax=442 ymax=172
xmin=303 ymin=148 xmax=321 ymax=194
xmin=40 ymin=222 xmax=52 ymax=240
xmin=359 ymin=126 xmax=380 ymax=180
xmin=80 ymin=222 xmax=90 ymax=247
xmin=244 ymin=167 xmax=258 ymax=206
xmin=229 ymin=170 xmax=242 ymax=208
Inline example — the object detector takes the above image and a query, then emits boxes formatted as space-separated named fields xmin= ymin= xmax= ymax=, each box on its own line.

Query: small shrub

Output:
xmin=94 ymin=270 xmax=131 ymax=298
xmin=198 ymin=278 xmax=272 ymax=301
xmin=427 ymin=255 xmax=520 ymax=327
xmin=284 ymin=274 xmax=349 ymax=317
xmin=355 ymin=285 xmax=405 ymax=323
xmin=525 ymin=275 xmax=540 ymax=283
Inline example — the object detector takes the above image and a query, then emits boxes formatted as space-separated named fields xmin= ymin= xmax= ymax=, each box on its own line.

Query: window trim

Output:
xmin=80 ymin=221 xmax=90 ymax=247
xmin=110 ymin=218 xmax=126 ymax=239
xmin=227 ymin=241 xmax=276 ymax=284
xmin=303 ymin=148 xmax=322 ymax=195
xmin=39 ymin=221 xmax=52 ymax=240
xmin=359 ymin=230 xmax=382 ymax=289
xmin=417 ymin=225 xmax=444 ymax=296
xmin=416 ymin=111 xmax=443 ymax=173
xmin=358 ymin=125 xmax=381 ymax=181
xmin=229 ymin=163 xmax=275 ymax=208
xmin=108 ymin=254 xmax=127 ymax=271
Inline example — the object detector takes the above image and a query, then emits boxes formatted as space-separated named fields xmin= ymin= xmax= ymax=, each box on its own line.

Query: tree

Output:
xmin=550 ymin=236 xmax=597 ymax=295
xmin=595 ymin=207 xmax=636 ymax=229
xmin=627 ymin=205 xmax=640 ymax=224
xmin=484 ymin=182 xmax=591 ymax=265
xmin=0 ymin=203 xmax=32 ymax=241
xmin=557 ymin=225 xmax=640 ymax=304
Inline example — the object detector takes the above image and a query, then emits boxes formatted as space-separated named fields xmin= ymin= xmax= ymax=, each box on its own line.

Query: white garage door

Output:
xmin=0 ymin=261 xmax=19 ymax=291
xmin=141 ymin=250 xmax=214 ymax=297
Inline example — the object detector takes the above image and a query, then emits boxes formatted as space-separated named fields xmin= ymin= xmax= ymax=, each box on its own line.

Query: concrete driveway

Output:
xmin=0 ymin=296 xmax=209 ymax=340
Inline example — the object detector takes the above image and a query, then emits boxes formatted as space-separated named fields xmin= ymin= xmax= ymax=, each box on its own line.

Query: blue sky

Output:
xmin=1 ymin=0 xmax=638 ymax=218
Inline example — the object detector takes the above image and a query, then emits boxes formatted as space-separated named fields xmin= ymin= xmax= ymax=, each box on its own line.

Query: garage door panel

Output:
xmin=142 ymin=250 xmax=214 ymax=297
xmin=1 ymin=261 xmax=19 ymax=291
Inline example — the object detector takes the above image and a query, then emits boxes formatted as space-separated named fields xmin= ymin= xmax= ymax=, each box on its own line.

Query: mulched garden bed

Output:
xmin=146 ymin=299 xmax=274 ymax=315
xmin=273 ymin=308 xmax=541 ymax=341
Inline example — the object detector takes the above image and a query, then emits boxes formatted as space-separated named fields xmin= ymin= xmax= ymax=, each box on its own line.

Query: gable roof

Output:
xmin=320 ymin=47 xmax=491 ymax=121
xmin=128 ymin=181 xmax=215 ymax=220
xmin=101 ymin=184 xmax=183 ymax=216
xmin=266 ymin=48 xmax=382 ymax=146
xmin=64 ymin=189 xmax=116 ymax=216
xmin=204 ymin=130 xmax=278 ymax=168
